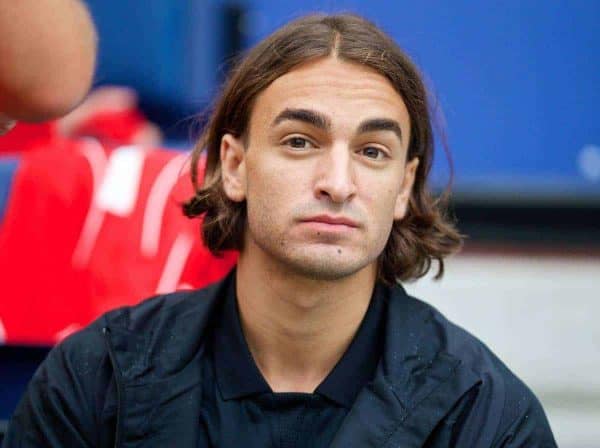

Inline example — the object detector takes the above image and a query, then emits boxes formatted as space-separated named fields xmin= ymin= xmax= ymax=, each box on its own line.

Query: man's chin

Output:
xmin=279 ymin=249 xmax=373 ymax=282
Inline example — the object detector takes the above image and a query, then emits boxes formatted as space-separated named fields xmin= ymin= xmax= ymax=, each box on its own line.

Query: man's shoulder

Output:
xmin=58 ymin=277 xmax=227 ymax=372
xmin=100 ymin=279 xmax=224 ymax=334
xmin=391 ymin=287 xmax=524 ymax=379
xmin=394 ymin=288 xmax=538 ymax=395
xmin=388 ymin=287 xmax=555 ymax=445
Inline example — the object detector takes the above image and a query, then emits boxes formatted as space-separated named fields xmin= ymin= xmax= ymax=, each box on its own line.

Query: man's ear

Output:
xmin=220 ymin=133 xmax=247 ymax=202
xmin=393 ymin=157 xmax=419 ymax=220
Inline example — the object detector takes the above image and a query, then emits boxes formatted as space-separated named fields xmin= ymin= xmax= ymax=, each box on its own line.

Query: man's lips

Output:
xmin=299 ymin=215 xmax=360 ymax=228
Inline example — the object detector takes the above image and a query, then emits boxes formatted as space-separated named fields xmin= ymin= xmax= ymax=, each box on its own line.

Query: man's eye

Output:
xmin=361 ymin=146 xmax=386 ymax=160
xmin=284 ymin=137 xmax=312 ymax=149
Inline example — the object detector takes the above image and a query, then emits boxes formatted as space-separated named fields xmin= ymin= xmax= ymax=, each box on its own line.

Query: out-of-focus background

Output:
xmin=0 ymin=1 xmax=599 ymax=446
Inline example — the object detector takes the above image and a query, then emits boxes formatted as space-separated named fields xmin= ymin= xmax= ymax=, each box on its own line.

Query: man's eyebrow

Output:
xmin=357 ymin=118 xmax=403 ymax=143
xmin=272 ymin=108 xmax=331 ymax=131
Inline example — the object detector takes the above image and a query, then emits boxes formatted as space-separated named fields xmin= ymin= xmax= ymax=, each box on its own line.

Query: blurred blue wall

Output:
xmin=84 ymin=0 xmax=600 ymax=199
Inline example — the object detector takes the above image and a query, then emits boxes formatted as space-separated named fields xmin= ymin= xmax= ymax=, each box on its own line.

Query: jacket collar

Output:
xmin=329 ymin=283 xmax=480 ymax=447
xmin=214 ymin=275 xmax=387 ymax=408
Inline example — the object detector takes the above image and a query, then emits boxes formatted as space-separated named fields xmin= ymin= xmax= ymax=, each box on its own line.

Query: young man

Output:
xmin=5 ymin=14 xmax=557 ymax=447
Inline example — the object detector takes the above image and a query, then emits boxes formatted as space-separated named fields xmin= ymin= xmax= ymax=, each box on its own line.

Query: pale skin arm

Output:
xmin=0 ymin=0 xmax=97 ymax=133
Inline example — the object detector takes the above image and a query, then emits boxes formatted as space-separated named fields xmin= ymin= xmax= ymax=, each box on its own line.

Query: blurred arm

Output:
xmin=0 ymin=0 xmax=97 ymax=124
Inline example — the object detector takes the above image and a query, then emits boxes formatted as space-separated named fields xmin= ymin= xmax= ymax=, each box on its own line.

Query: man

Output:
xmin=5 ymin=14 xmax=557 ymax=447
xmin=0 ymin=0 xmax=97 ymax=135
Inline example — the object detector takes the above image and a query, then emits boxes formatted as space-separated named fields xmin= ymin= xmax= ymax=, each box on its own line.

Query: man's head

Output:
xmin=184 ymin=14 xmax=462 ymax=285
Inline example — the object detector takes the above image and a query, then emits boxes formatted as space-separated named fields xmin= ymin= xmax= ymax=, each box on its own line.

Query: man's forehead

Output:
xmin=251 ymin=57 xmax=410 ymax=136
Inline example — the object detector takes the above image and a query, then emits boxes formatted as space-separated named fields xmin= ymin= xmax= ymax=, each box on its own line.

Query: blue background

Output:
xmin=85 ymin=0 xmax=600 ymax=200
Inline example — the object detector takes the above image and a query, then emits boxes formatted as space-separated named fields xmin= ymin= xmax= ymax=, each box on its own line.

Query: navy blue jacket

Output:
xmin=5 ymin=274 xmax=557 ymax=447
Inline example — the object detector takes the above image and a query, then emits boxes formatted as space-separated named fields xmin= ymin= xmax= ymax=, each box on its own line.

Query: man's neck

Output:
xmin=235 ymin=251 xmax=377 ymax=394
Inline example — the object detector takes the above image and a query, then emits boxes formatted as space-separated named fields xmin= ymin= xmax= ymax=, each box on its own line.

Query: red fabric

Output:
xmin=0 ymin=105 xmax=147 ymax=155
xmin=0 ymin=141 xmax=237 ymax=345
xmin=81 ymin=148 xmax=238 ymax=317
xmin=0 ymin=139 xmax=97 ymax=344
xmin=70 ymin=108 xmax=146 ymax=144
xmin=0 ymin=122 xmax=58 ymax=154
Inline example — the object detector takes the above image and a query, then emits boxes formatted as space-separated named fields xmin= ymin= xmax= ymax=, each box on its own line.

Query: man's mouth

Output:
xmin=300 ymin=215 xmax=360 ymax=228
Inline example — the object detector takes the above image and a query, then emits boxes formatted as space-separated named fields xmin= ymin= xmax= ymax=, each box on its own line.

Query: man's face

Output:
xmin=221 ymin=57 xmax=418 ymax=280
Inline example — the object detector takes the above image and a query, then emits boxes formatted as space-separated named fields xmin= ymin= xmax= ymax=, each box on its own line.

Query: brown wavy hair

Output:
xmin=183 ymin=13 xmax=463 ymax=285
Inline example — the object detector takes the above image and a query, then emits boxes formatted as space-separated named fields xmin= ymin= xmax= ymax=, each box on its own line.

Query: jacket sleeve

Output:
xmin=3 ymin=328 xmax=109 ymax=447
xmin=491 ymin=393 xmax=557 ymax=448
xmin=438 ymin=358 xmax=558 ymax=447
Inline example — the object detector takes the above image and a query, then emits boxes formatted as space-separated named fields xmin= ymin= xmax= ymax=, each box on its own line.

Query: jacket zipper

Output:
xmin=102 ymin=327 xmax=124 ymax=448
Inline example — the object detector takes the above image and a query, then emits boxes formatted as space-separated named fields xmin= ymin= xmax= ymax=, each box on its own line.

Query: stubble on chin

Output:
xmin=257 ymin=231 xmax=372 ymax=281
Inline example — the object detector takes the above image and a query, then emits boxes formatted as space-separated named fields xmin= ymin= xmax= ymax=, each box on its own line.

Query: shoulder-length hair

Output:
xmin=183 ymin=13 xmax=463 ymax=285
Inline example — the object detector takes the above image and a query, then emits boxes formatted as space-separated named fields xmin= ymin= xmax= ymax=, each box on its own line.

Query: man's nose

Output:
xmin=314 ymin=144 xmax=357 ymax=203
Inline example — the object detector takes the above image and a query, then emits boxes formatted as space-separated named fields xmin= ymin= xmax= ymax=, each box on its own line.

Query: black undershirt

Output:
xmin=198 ymin=276 xmax=387 ymax=447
